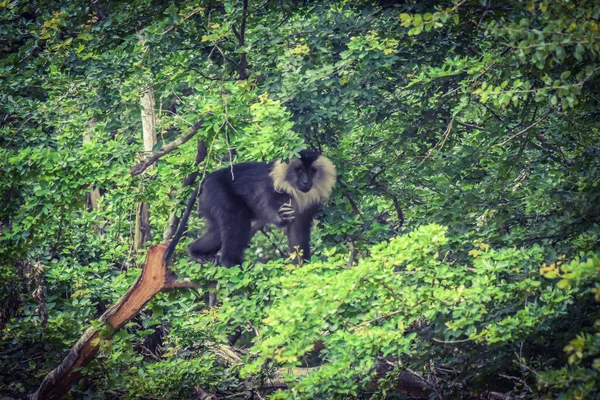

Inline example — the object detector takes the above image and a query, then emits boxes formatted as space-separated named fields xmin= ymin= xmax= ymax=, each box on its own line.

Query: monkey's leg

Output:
xmin=187 ymin=218 xmax=222 ymax=263
xmin=215 ymin=209 xmax=251 ymax=318
xmin=197 ymin=203 xmax=252 ymax=308
xmin=206 ymin=203 xmax=252 ymax=343
xmin=287 ymin=208 xmax=316 ymax=264
xmin=218 ymin=210 xmax=252 ymax=268
xmin=207 ymin=281 xmax=218 ymax=308
xmin=187 ymin=218 xmax=221 ymax=307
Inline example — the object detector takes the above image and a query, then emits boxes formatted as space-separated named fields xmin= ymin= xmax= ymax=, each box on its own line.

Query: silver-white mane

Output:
xmin=270 ymin=155 xmax=337 ymax=213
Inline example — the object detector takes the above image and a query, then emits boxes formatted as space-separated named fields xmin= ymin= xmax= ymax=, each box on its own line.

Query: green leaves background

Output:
xmin=1 ymin=0 xmax=599 ymax=398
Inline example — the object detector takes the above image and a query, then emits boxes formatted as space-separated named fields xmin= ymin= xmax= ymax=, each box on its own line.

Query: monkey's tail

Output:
xmin=163 ymin=180 xmax=204 ymax=262
xmin=196 ymin=179 xmax=206 ymax=215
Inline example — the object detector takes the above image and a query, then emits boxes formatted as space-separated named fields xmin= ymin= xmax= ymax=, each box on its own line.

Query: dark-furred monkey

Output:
xmin=187 ymin=150 xmax=336 ymax=268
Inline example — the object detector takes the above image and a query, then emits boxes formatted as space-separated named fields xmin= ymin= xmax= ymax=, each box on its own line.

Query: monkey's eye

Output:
xmin=310 ymin=167 xmax=317 ymax=173
xmin=295 ymin=167 xmax=303 ymax=174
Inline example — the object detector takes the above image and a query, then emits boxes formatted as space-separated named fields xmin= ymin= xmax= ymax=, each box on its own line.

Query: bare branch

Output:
xmin=131 ymin=120 xmax=205 ymax=176
xmin=420 ymin=113 xmax=457 ymax=164
xmin=343 ymin=191 xmax=364 ymax=222
xmin=456 ymin=121 xmax=484 ymax=130
xmin=163 ymin=281 xmax=204 ymax=289
xmin=495 ymin=111 xmax=550 ymax=147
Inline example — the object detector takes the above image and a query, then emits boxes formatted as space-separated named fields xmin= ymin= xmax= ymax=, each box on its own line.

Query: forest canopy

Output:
xmin=1 ymin=0 xmax=599 ymax=399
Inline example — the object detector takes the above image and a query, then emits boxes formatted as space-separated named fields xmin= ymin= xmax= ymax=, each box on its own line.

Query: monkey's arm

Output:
xmin=286 ymin=206 xmax=318 ymax=264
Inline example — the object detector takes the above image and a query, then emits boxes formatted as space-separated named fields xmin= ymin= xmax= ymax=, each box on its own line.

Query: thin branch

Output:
xmin=343 ymin=192 xmax=364 ymax=222
xmin=495 ymin=111 xmax=550 ymax=147
xmin=235 ymin=0 xmax=249 ymax=79
xmin=456 ymin=121 xmax=484 ymax=130
xmin=131 ymin=120 xmax=205 ymax=176
xmin=161 ymin=6 xmax=204 ymax=35
xmin=576 ymin=64 xmax=600 ymax=86
xmin=162 ymin=127 xmax=219 ymax=262
xmin=420 ymin=113 xmax=457 ymax=164
xmin=163 ymin=281 xmax=204 ymax=289
xmin=350 ymin=310 xmax=404 ymax=331
xmin=481 ymin=102 xmax=505 ymax=122
xmin=451 ymin=0 xmax=468 ymax=12
xmin=259 ymin=228 xmax=287 ymax=258
xmin=220 ymin=86 xmax=235 ymax=177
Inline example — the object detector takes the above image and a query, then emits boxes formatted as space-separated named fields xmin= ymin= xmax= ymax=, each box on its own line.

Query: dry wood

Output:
xmin=29 ymin=244 xmax=173 ymax=400
xmin=140 ymin=87 xmax=157 ymax=153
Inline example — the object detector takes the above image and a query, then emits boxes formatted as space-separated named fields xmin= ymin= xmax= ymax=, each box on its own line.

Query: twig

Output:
xmin=259 ymin=228 xmax=286 ymax=258
xmin=131 ymin=120 xmax=205 ymax=176
xmin=161 ymin=6 xmax=204 ymax=35
xmin=350 ymin=310 xmax=404 ymax=331
xmin=420 ymin=113 xmax=457 ymax=164
xmin=343 ymin=192 xmax=364 ymax=222
xmin=432 ymin=337 xmax=474 ymax=343
xmin=495 ymin=111 xmax=550 ymax=147
xmin=219 ymin=86 xmax=235 ymax=178
xmin=576 ymin=64 xmax=600 ymax=86
xmin=456 ymin=121 xmax=484 ymax=130
xmin=451 ymin=0 xmax=468 ymax=12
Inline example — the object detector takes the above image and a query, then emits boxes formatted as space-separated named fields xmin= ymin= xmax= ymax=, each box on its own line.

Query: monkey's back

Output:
xmin=199 ymin=162 xmax=289 ymax=223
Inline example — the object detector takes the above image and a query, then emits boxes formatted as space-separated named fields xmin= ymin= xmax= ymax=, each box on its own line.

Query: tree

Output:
xmin=1 ymin=0 xmax=599 ymax=398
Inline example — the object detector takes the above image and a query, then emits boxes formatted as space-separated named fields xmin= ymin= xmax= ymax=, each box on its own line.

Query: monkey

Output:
xmin=187 ymin=150 xmax=336 ymax=268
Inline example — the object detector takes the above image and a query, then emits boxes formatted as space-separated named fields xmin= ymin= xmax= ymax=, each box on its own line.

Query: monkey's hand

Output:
xmin=278 ymin=200 xmax=295 ymax=223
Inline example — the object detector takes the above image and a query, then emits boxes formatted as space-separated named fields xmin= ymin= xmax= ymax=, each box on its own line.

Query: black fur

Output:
xmin=187 ymin=158 xmax=320 ymax=268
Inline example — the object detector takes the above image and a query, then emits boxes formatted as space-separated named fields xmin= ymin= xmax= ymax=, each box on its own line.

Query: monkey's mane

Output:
xmin=270 ymin=155 xmax=337 ymax=213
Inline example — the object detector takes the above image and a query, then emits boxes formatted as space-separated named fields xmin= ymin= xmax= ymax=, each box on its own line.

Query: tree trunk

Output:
xmin=83 ymin=120 xmax=101 ymax=212
xmin=134 ymin=87 xmax=157 ymax=251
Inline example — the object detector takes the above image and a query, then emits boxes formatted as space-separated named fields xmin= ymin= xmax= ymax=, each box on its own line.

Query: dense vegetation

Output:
xmin=1 ymin=0 xmax=599 ymax=398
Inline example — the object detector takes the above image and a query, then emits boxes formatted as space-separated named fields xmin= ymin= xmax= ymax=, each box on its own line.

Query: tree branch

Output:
xmin=29 ymin=244 xmax=172 ymax=400
xmin=495 ymin=111 xmax=550 ymax=147
xmin=456 ymin=121 xmax=484 ymax=130
xmin=163 ymin=281 xmax=204 ymax=289
xmin=233 ymin=0 xmax=249 ymax=80
xmin=130 ymin=120 xmax=205 ymax=176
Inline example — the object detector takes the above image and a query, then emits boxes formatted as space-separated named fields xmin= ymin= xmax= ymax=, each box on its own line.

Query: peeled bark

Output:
xmin=29 ymin=244 xmax=172 ymax=400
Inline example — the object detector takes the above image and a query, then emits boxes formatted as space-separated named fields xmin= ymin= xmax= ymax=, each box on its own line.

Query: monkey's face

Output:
xmin=271 ymin=151 xmax=336 ymax=212
xmin=296 ymin=165 xmax=317 ymax=193
xmin=288 ymin=159 xmax=317 ymax=193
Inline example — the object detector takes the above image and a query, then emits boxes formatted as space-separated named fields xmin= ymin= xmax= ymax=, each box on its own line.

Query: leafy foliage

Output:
xmin=1 ymin=0 xmax=599 ymax=398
